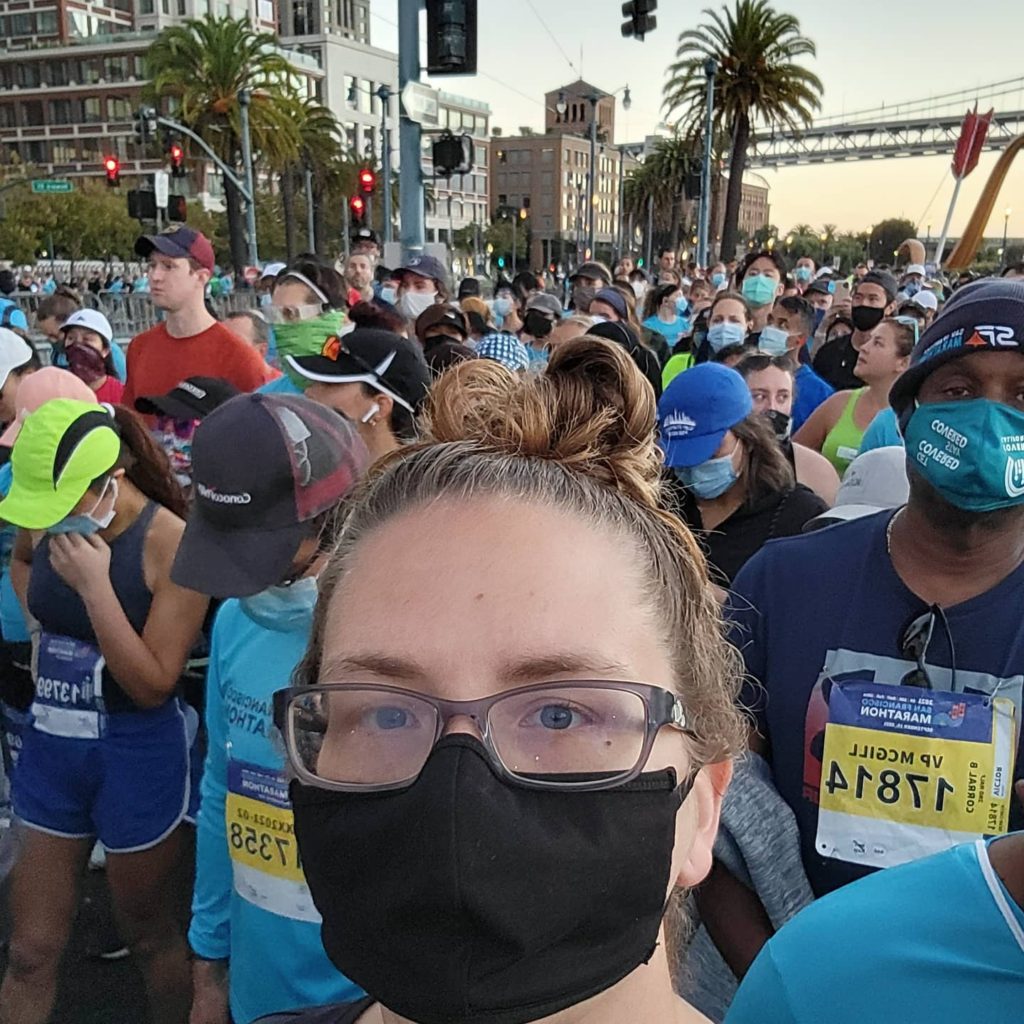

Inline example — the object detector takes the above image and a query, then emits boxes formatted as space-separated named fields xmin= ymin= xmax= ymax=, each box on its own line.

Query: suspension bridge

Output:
xmin=747 ymin=76 xmax=1024 ymax=167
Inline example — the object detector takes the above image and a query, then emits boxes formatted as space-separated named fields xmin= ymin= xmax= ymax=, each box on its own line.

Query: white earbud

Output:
xmin=360 ymin=402 xmax=381 ymax=425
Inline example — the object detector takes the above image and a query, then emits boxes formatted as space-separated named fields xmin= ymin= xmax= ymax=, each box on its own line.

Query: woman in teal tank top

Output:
xmin=794 ymin=318 xmax=916 ymax=475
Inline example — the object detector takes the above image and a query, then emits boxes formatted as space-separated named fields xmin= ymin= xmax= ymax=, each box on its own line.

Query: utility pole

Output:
xmin=376 ymin=83 xmax=393 ymax=244
xmin=697 ymin=58 xmax=716 ymax=269
xmin=398 ymin=0 xmax=425 ymax=258
xmin=237 ymin=89 xmax=259 ymax=267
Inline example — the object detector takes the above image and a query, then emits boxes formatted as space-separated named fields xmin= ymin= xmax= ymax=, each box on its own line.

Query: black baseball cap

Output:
xmin=856 ymin=270 xmax=898 ymax=303
xmin=134 ymin=227 xmax=215 ymax=272
xmin=171 ymin=393 xmax=370 ymax=598
xmin=286 ymin=327 xmax=432 ymax=415
xmin=135 ymin=376 xmax=241 ymax=420
xmin=351 ymin=227 xmax=380 ymax=246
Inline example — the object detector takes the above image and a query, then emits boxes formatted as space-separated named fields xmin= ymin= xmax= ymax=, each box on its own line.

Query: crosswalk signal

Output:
xmin=349 ymin=195 xmax=366 ymax=226
xmin=621 ymin=0 xmax=657 ymax=40
xmin=358 ymin=169 xmax=376 ymax=195
xmin=103 ymin=156 xmax=121 ymax=188
xmin=169 ymin=142 xmax=185 ymax=178
xmin=426 ymin=0 xmax=477 ymax=75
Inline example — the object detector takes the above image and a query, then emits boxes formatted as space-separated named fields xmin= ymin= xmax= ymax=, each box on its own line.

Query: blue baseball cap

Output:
xmin=658 ymin=362 xmax=752 ymax=468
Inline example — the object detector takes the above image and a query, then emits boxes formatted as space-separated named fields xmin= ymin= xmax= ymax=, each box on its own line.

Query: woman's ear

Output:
xmin=674 ymin=759 xmax=732 ymax=889
xmin=375 ymin=393 xmax=394 ymax=425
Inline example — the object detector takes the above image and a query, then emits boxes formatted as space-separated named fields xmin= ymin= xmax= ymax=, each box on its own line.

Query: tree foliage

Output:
xmin=0 ymin=181 xmax=139 ymax=265
xmin=663 ymin=0 xmax=822 ymax=260
xmin=867 ymin=218 xmax=919 ymax=264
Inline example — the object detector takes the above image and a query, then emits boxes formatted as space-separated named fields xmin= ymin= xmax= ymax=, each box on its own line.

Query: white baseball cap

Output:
xmin=904 ymin=263 xmax=927 ymax=277
xmin=806 ymin=446 xmax=909 ymax=529
xmin=909 ymin=289 xmax=939 ymax=312
xmin=0 ymin=327 xmax=34 ymax=391
xmin=260 ymin=261 xmax=287 ymax=280
xmin=60 ymin=308 xmax=113 ymax=345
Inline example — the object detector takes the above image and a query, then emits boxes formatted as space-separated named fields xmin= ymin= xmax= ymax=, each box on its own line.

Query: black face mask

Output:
xmin=572 ymin=284 xmax=596 ymax=311
xmin=522 ymin=310 xmax=554 ymax=339
xmin=851 ymin=304 xmax=886 ymax=333
xmin=765 ymin=409 xmax=792 ymax=441
xmin=291 ymin=733 xmax=689 ymax=1024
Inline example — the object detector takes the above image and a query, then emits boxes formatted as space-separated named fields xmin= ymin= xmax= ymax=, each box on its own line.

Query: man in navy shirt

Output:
xmin=720 ymin=278 xmax=1024 ymax=974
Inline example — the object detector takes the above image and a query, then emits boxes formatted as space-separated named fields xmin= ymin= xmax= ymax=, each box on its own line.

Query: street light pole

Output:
xmin=304 ymin=166 xmax=316 ymax=252
xmin=1003 ymin=207 xmax=1012 ymax=267
xmin=511 ymin=209 xmax=517 ymax=275
xmin=398 ymin=0 xmax=425 ymax=257
xmin=376 ymin=84 xmax=393 ymax=245
xmin=237 ymin=88 xmax=259 ymax=267
xmin=697 ymin=58 xmax=716 ymax=269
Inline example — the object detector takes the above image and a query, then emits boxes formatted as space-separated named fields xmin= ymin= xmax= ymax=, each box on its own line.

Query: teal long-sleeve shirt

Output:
xmin=188 ymin=597 xmax=362 ymax=1024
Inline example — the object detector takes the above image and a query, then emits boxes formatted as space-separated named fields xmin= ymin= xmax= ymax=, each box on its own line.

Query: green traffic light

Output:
xmin=497 ymin=257 xmax=505 ymax=268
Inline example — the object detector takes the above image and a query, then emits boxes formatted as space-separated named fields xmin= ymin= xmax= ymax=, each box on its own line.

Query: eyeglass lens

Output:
xmin=287 ymin=685 xmax=651 ymax=787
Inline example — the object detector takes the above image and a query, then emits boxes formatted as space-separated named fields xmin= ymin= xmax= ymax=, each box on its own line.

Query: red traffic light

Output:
xmin=169 ymin=142 xmax=185 ymax=178
xmin=358 ymin=169 xmax=376 ymax=195
xmin=103 ymin=155 xmax=121 ymax=188
xmin=349 ymin=195 xmax=366 ymax=224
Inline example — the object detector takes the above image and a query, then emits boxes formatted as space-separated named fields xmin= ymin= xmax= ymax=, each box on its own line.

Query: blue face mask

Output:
xmin=903 ymin=399 xmax=1024 ymax=513
xmin=758 ymin=324 xmax=790 ymax=356
xmin=240 ymin=576 xmax=319 ymax=628
xmin=673 ymin=447 xmax=740 ymax=500
xmin=794 ymin=266 xmax=813 ymax=284
xmin=379 ymin=286 xmax=397 ymax=306
xmin=812 ymin=307 xmax=827 ymax=334
xmin=494 ymin=297 xmax=513 ymax=318
xmin=707 ymin=321 xmax=746 ymax=352
xmin=903 ymin=281 xmax=921 ymax=297
xmin=742 ymin=273 xmax=778 ymax=309
xmin=711 ymin=272 xmax=727 ymax=288
xmin=675 ymin=296 xmax=690 ymax=317
xmin=48 ymin=479 xmax=117 ymax=536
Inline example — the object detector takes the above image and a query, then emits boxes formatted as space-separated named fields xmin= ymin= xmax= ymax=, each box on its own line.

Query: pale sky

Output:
xmin=369 ymin=0 xmax=1024 ymax=241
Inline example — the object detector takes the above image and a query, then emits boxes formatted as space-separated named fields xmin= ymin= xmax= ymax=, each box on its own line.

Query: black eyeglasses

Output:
xmin=273 ymin=680 xmax=690 ymax=793
xmin=899 ymin=606 xmax=957 ymax=690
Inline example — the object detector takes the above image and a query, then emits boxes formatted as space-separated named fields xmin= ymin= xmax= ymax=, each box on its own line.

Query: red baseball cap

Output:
xmin=135 ymin=227 xmax=215 ymax=273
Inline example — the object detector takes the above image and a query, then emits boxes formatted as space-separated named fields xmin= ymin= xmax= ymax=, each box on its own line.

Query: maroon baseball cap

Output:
xmin=135 ymin=227 xmax=215 ymax=273
xmin=171 ymin=393 xmax=370 ymax=598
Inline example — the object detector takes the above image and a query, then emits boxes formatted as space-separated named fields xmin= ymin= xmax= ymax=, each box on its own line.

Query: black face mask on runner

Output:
xmin=291 ymin=733 xmax=691 ymax=1024
xmin=522 ymin=310 xmax=554 ymax=339
xmin=851 ymin=304 xmax=886 ymax=333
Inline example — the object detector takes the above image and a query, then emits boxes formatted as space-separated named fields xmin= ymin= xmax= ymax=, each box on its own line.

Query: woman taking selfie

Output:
xmin=263 ymin=338 xmax=746 ymax=1024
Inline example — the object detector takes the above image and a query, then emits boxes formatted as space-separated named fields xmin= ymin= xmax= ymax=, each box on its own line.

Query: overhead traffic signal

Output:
xmin=103 ymin=156 xmax=121 ymax=188
xmin=349 ymin=195 xmax=366 ymax=226
xmin=169 ymin=141 xmax=185 ymax=178
xmin=358 ymin=168 xmax=376 ymax=195
xmin=621 ymin=1 xmax=657 ymax=41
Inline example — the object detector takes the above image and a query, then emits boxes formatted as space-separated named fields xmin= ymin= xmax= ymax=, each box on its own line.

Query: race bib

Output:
xmin=31 ymin=632 xmax=105 ymax=739
xmin=816 ymin=681 xmax=1016 ymax=869
xmin=225 ymin=758 xmax=320 ymax=923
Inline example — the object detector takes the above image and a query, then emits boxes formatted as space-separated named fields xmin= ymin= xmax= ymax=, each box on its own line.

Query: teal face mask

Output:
xmin=903 ymin=399 xmax=1024 ymax=512
xmin=673 ymin=449 xmax=739 ymax=500
xmin=794 ymin=266 xmax=813 ymax=284
xmin=742 ymin=274 xmax=778 ymax=308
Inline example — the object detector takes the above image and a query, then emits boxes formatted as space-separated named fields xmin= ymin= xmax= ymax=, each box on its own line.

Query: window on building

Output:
xmin=15 ymin=63 xmax=40 ymax=87
xmin=344 ymin=75 xmax=357 ymax=109
xmin=82 ymin=97 xmax=103 ymax=123
xmin=0 ymin=105 xmax=15 ymax=129
xmin=52 ymin=141 xmax=77 ymax=165
xmin=48 ymin=99 xmax=73 ymax=124
xmin=21 ymin=100 xmax=44 ymax=126
xmin=140 ymin=0 xmax=155 ymax=12
xmin=37 ymin=10 xmax=58 ymax=34
xmin=293 ymin=0 xmax=315 ymax=34
xmin=22 ymin=141 xmax=49 ymax=164
xmin=109 ymin=96 xmax=132 ymax=121
xmin=541 ymin=148 xmax=553 ymax=163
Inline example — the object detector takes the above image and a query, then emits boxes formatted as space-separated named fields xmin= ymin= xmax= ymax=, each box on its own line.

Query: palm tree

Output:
xmin=146 ymin=15 xmax=302 ymax=274
xmin=663 ymin=0 xmax=822 ymax=261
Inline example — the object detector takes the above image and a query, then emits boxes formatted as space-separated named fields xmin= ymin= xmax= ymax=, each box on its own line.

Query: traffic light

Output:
xmin=134 ymin=106 xmax=157 ymax=146
xmin=358 ymin=168 xmax=376 ymax=195
xmin=349 ymin=195 xmax=366 ymax=225
xmin=426 ymin=0 xmax=477 ymax=75
xmin=103 ymin=156 xmax=121 ymax=188
xmin=432 ymin=131 xmax=474 ymax=178
xmin=621 ymin=1 xmax=657 ymax=40
xmin=169 ymin=141 xmax=185 ymax=178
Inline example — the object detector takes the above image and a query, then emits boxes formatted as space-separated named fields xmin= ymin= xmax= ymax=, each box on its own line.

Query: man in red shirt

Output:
xmin=123 ymin=228 xmax=272 ymax=409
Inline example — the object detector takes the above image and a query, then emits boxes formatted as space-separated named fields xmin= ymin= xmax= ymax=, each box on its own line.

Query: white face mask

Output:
xmin=398 ymin=289 xmax=437 ymax=320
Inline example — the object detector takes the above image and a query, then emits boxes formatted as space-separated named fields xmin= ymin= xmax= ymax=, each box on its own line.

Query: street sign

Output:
xmin=400 ymin=82 xmax=439 ymax=127
xmin=31 ymin=179 xmax=72 ymax=194
xmin=154 ymin=171 xmax=170 ymax=209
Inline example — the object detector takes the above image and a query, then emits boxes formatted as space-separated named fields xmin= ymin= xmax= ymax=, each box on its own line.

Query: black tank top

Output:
xmin=253 ymin=998 xmax=376 ymax=1023
xmin=28 ymin=502 xmax=159 ymax=714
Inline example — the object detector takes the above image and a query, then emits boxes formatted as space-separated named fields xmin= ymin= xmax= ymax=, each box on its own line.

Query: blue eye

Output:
xmin=374 ymin=706 xmax=410 ymax=730
xmin=539 ymin=704 xmax=576 ymax=730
